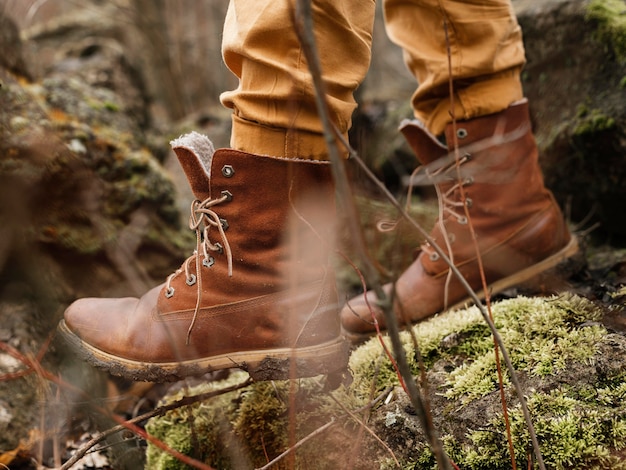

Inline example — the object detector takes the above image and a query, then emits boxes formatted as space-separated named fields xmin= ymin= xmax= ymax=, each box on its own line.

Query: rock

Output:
xmin=1 ymin=0 xmax=625 ymax=466
xmin=517 ymin=0 xmax=626 ymax=239
xmin=0 ymin=10 xmax=32 ymax=80
xmin=0 ymin=11 xmax=190 ymax=455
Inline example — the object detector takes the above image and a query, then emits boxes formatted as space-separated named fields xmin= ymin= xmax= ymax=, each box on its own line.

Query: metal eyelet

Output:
xmin=464 ymin=176 xmax=474 ymax=185
xmin=219 ymin=218 xmax=229 ymax=231
xmin=429 ymin=252 xmax=440 ymax=261
xmin=186 ymin=274 xmax=197 ymax=286
xmin=457 ymin=128 xmax=468 ymax=139
xmin=458 ymin=216 xmax=468 ymax=225
xmin=465 ymin=198 xmax=473 ymax=208
xmin=221 ymin=190 xmax=233 ymax=202
xmin=203 ymin=256 xmax=215 ymax=268
xmin=165 ymin=287 xmax=175 ymax=298
xmin=214 ymin=243 xmax=224 ymax=254
xmin=222 ymin=165 xmax=235 ymax=178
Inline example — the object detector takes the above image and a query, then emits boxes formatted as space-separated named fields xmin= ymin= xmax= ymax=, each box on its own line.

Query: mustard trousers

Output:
xmin=220 ymin=0 xmax=525 ymax=160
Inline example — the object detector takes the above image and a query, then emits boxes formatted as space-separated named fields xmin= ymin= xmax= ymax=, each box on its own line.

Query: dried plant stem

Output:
xmin=324 ymin=22 xmax=549 ymax=470
xmin=347 ymin=134 xmax=546 ymax=468
xmin=342 ymin=94 xmax=549 ymax=466
xmin=293 ymin=1 xmax=452 ymax=469
xmin=0 ymin=338 xmax=217 ymax=470
xmin=330 ymin=393 xmax=401 ymax=468
xmin=449 ymin=18 xmax=546 ymax=470
xmin=257 ymin=418 xmax=337 ymax=470
xmin=59 ymin=377 xmax=254 ymax=470
xmin=442 ymin=18 xmax=518 ymax=470
xmin=321 ymin=12 xmax=548 ymax=470
xmin=339 ymin=251 xmax=408 ymax=393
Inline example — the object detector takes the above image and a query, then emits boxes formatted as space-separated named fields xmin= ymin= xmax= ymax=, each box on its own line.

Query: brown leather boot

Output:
xmin=341 ymin=99 xmax=579 ymax=341
xmin=59 ymin=132 xmax=347 ymax=382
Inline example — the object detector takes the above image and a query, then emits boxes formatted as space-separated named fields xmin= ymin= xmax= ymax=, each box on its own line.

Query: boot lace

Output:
xmin=164 ymin=190 xmax=233 ymax=344
xmin=419 ymin=152 xmax=474 ymax=262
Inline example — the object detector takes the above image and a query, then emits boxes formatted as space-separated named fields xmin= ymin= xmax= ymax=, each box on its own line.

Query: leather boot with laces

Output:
xmin=59 ymin=132 xmax=347 ymax=382
xmin=341 ymin=100 xmax=579 ymax=341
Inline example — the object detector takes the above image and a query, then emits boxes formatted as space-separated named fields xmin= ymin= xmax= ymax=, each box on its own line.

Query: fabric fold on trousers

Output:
xmin=220 ymin=0 xmax=376 ymax=159
xmin=383 ymin=0 xmax=526 ymax=134
xmin=220 ymin=0 xmax=527 ymax=155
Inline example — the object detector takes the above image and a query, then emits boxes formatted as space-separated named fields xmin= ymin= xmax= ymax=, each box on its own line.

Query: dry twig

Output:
xmin=293 ymin=1 xmax=452 ymax=468
xmin=58 ymin=377 xmax=254 ymax=470
xmin=0 ymin=338 xmax=216 ymax=470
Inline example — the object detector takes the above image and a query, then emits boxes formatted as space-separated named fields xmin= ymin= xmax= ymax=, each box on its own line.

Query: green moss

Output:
xmin=610 ymin=285 xmax=626 ymax=300
xmin=351 ymin=294 xmax=605 ymax=404
xmin=586 ymin=0 xmax=626 ymax=62
xmin=87 ymin=142 xmax=180 ymax=223
xmin=103 ymin=101 xmax=120 ymax=112
xmin=349 ymin=303 xmax=494 ymax=401
xmin=463 ymin=385 xmax=626 ymax=470
xmin=146 ymin=372 xmax=249 ymax=470
xmin=572 ymin=106 xmax=616 ymax=135
xmin=145 ymin=372 xmax=338 ymax=470
xmin=38 ymin=221 xmax=114 ymax=254
xmin=86 ymin=96 xmax=121 ymax=113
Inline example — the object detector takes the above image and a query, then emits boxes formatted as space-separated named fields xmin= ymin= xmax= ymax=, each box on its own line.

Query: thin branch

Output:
xmin=324 ymin=16 xmax=547 ymax=469
xmin=339 ymin=251 xmax=408 ymax=393
xmin=347 ymin=97 xmax=552 ymax=465
xmin=256 ymin=418 xmax=336 ymax=470
xmin=441 ymin=18 xmax=518 ymax=470
xmin=329 ymin=393 xmax=401 ymax=468
xmin=333 ymin=99 xmax=547 ymax=470
xmin=0 ymin=339 xmax=216 ymax=470
xmin=293 ymin=1 xmax=452 ymax=469
xmin=0 ymin=331 xmax=53 ymax=382
xmin=59 ymin=377 xmax=254 ymax=470
xmin=346 ymin=357 xmax=384 ymax=470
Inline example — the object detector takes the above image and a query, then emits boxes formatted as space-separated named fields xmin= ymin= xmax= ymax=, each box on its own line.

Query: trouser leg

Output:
xmin=220 ymin=0 xmax=376 ymax=159
xmin=383 ymin=0 xmax=526 ymax=134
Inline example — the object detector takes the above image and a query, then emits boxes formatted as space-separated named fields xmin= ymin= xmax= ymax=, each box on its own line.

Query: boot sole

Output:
xmin=344 ymin=235 xmax=580 ymax=343
xmin=449 ymin=234 xmax=580 ymax=311
xmin=57 ymin=320 xmax=349 ymax=383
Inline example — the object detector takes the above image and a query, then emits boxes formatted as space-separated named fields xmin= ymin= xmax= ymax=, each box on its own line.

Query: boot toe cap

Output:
xmin=63 ymin=295 xmax=139 ymax=352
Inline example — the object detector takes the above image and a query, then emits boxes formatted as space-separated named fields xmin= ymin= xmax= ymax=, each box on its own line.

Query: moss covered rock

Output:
xmin=586 ymin=0 xmax=626 ymax=62
xmin=145 ymin=294 xmax=626 ymax=469
xmin=146 ymin=373 xmax=340 ymax=469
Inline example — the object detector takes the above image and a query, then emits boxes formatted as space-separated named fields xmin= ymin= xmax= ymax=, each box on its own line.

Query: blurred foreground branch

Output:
xmin=293 ymin=1 xmax=453 ymax=469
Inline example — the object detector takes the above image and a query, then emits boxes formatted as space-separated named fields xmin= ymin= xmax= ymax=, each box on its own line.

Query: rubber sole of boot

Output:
xmin=57 ymin=319 xmax=350 ymax=383
xmin=449 ymin=235 xmax=581 ymax=311
xmin=343 ymin=235 xmax=580 ymax=344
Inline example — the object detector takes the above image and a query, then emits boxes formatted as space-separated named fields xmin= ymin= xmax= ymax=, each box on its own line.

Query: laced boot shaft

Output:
xmin=412 ymin=100 xmax=570 ymax=282
xmin=341 ymin=100 xmax=578 ymax=340
xmin=162 ymin=138 xmax=337 ymax=325
xmin=60 ymin=132 xmax=346 ymax=382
